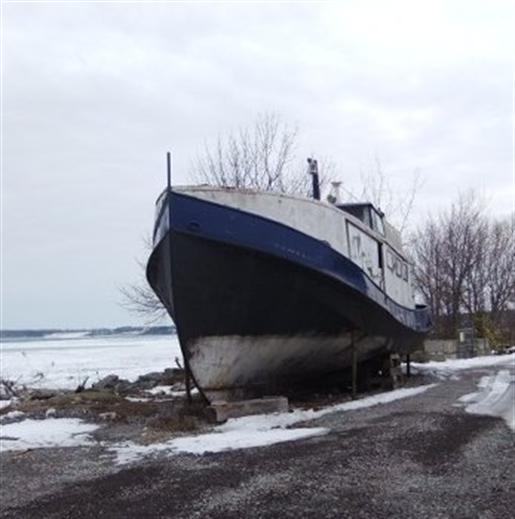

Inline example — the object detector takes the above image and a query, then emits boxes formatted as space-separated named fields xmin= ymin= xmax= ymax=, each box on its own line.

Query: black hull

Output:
xmin=147 ymin=192 xmax=430 ymax=402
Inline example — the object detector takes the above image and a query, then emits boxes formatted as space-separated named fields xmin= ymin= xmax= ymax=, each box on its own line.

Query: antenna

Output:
xmin=166 ymin=151 xmax=172 ymax=191
xmin=307 ymin=157 xmax=320 ymax=200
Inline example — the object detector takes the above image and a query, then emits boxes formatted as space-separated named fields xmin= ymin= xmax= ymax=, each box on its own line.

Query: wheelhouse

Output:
xmin=337 ymin=203 xmax=385 ymax=235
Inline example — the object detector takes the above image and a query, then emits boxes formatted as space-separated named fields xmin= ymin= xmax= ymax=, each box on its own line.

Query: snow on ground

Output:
xmin=124 ymin=396 xmax=152 ymax=403
xmin=0 ymin=400 xmax=13 ymax=410
xmin=0 ymin=418 xmax=99 ymax=452
xmin=112 ymin=383 xmax=437 ymax=464
xmin=1 ymin=335 xmax=182 ymax=390
xmin=114 ymin=424 xmax=328 ymax=465
xmin=411 ymin=353 xmax=515 ymax=379
xmin=4 ymin=335 xmax=512 ymax=459
xmin=458 ymin=370 xmax=515 ymax=432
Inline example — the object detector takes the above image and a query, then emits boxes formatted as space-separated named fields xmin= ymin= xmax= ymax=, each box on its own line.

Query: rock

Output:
xmin=131 ymin=379 xmax=159 ymax=391
xmin=0 ymin=410 xmax=25 ymax=424
xmin=90 ymin=369 xmax=186 ymax=394
xmin=99 ymin=412 xmax=117 ymax=421
xmin=28 ymin=389 xmax=57 ymax=400
xmin=137 ymin=372 xmax=163 ymax=383
xmin=161 ymin=368 xmax=184 ymax=385
xmin=114 ymin=381 xmax=133 ymax=394
xmin=92 ymin=375 xmax=120 ymax=390
xmin=135 ymin=368 xmax=184 ymax=387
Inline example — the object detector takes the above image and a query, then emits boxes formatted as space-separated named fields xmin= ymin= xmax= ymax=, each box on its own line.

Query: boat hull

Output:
xmin=147 ymin=192 xmax=430 ymax=402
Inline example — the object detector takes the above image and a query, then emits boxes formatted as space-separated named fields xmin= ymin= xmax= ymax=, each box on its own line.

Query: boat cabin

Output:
xmin=337 ymin=203 xmax=385 ymax=236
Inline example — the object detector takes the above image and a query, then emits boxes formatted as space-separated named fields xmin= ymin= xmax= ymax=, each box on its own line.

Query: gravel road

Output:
xmin=1 ymin=362 xmax=514 ymax=519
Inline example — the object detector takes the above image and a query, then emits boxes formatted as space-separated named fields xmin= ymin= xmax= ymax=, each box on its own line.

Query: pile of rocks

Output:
xmin=91 ymin=368 xmax=185 ymax=394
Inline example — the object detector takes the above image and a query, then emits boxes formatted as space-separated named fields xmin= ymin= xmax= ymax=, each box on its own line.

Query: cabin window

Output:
xmin=341 ymin=205 xmax=371 ymax=227
xmin=155 ymin=194 xmax=166 ymax=218
xmin=340 ymin=204 xmax=384 ymax=235
xmin=371 ymin=209 xmax=385 ymax=235
xmin=352 ymin=235 xmax=361 ymax=258
xmin=387 ymin=249 xmax=409 ymax=281
xmin=395 ymin=260 xmax=403 ymax=278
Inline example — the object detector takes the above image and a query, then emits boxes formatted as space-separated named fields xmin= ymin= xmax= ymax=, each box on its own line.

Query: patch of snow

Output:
xmin=457 ymin=370 xmax=515 ymax=432
xmin=0 ymin=418 xmax=98 ymax=452
xmin=145 ymin=386 xmax=199 ymax=397
xmin=112 ymin=383 xmax=437 ymax=464
xmin=113 ymin=426 xmax=328 ymax=465
xmin=125 ymin=396 xmax=151 ymax=403
xmin=411 ymin=353 xmax=515 ymax=379
xmin=45 ymin=407 xmax=57 ymax=417
xmin=174 ymin=426 xmax=328 ymax=454
xmin=146 ymin=385 xmax=176 ymax=395
xmin=0 ymin=400 xmax=12 ymax=410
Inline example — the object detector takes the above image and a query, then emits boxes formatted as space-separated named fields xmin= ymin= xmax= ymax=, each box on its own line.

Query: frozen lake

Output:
xmin=1 ymin=334 xmax=182 ymax=390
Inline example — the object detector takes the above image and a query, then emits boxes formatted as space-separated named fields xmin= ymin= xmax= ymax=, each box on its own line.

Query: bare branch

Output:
xmin=412 ymin=190 xmax=515 ymax=340
xmin=190 ymin=112 xmax=326 ymax=196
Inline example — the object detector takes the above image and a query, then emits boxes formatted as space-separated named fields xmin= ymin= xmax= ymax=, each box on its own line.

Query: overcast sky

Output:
xmin=2 ymin=1 xmax=514 ymax=329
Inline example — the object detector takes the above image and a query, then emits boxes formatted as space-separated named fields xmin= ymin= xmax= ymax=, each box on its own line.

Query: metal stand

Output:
xmin=388 ymin=353 xmax=404 ymax=389
xmin=185 ymin=363 xmax=192 ymax=403
xmin=351 ymin=333 xmax=357 ymax=400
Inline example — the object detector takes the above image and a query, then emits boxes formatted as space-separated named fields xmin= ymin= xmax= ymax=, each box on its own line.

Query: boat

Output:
xmin=146 ymin=158 xmax=431 ymax=402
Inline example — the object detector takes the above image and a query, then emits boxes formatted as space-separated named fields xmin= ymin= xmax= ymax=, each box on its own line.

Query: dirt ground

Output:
xmin=1 ymin=364 xmax=514 ymax=519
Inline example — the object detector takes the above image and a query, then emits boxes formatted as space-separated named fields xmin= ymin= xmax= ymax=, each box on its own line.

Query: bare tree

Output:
xmin=485 ymin=219 xmax=515 ymax=317
xmin=194 ymin=113 xmax=297 ymax=191
xmin=119 ymin=241 xmax=168 ymax=322
xmin=119 ymin=277 xmax=167 ymax=322
xmin=413 ymin=191 xmax=515 ymax=341
xmin=193 ymin=113 xmax=333 ymax=196
xmin=411 ymin=219 xmax=445 ymax=330
xmin=356 ymin=156 xmax=423 ymax=233
xmin=413 ymin=191 xmax=487 ymax=335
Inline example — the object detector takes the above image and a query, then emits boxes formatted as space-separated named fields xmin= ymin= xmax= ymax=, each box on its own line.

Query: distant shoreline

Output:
xmin=0 ymin=326 xmax=177 ymax=341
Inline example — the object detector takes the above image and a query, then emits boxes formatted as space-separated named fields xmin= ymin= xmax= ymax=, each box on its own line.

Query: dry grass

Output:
xmin=15 ymin=390 xmax=159 ymax=422
xmin=9 ymin=390 xmax=210 ymax=434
